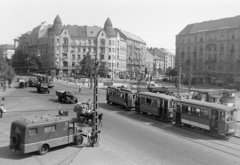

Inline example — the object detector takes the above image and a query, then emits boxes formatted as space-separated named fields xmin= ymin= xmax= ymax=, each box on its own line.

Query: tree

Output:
xmin=79 ymin=54 xmax=94 ymax=78
xmin=98 ymin=61 xmax=109 ymax=78
xmin=0 ymin=56 xmax=15 ymax=90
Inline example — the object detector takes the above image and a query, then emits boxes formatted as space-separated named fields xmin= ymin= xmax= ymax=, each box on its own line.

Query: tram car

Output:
xmin=106 ymin=86 xmax=137 ymax=109
xmin=173 ymin=99 xmax=237 ymax=137
xmin=136 ymin=92 xmax=176 ymax=121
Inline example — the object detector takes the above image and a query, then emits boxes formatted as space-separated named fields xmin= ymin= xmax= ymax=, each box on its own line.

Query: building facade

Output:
xmin=145 ymin=49 xmax=154 ymax=75
xmin=0 ymin=44 xmax=15 ymax=59
xmin=14 ymin=15 xmax=132 ymax=77
xmin=176 ymin=15 xmax=240 ymax=84
xmin=114 ymin=28 xmax=146 ymax=78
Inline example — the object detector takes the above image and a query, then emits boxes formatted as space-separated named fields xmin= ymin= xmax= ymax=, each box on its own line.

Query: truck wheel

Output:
xmin=58 ymin=96 xmax=61 ymax=101
xmin=39 ymin=144 xmax=49 ymax=155
xmin=75 ymin=135 xmax=83 ymax=145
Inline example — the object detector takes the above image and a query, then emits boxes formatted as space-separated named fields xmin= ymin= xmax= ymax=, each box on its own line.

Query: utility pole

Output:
xmin=188 ymin=61 xmax=192 ymax=93
xmin=92 ymin=40 xmax=100 ymax=147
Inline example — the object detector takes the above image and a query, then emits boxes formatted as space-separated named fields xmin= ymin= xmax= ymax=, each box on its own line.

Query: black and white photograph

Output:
xmin=0 ymin=0 xmax=240 ymax=164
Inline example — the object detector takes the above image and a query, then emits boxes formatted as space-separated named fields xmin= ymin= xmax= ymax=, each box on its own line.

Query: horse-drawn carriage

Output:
xmin=74 ymin=101 xmax=94 ymax=125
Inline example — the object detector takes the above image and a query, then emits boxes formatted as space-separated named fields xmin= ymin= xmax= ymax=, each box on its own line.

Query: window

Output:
xmin=152 ymin=99 xmax=158 ymax=107
xmin=44 ymin=125 xmax=56 ymax=133
xmin=29 ymin=128 xmax=38 ymax=135
xmin=109 ymin=41 xmax=111 ymax=45
xmin=57 ymin=38 xmax=59 ymax=43
xmin=109 ymin=55 xmax=111 ymax=60
xmin=200 ymin=109 xmax=209 ymax=119
xmin=146 ymin=98 xmax=152 ymax=105
xmin=140 ymin=97 xmax=145 ymax=104
xmin=52 ymin=38 xmax=54 ymax=43
xmin=220 ymin=111 xmax=226 ymax=122
xmin=109 ymin=48 xmax=111 ymax=52
xmin=57 ymin=46 xmax=59 ymax=51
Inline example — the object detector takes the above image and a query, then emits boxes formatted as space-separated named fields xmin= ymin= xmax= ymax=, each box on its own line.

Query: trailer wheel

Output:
xmin=75 ymin=135 xmax=83 ymax=145
xmin=11 ymin=134 xmax=20 ymax=148
xmin=39 ymin=144 xmax=49 ymax=155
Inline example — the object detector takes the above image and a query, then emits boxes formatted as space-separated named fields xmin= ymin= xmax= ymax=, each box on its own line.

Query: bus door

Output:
xmin=211 ymin=110 xmax=219 ymax=132
xmin=68 ymin=122 xmax=75 ymax=143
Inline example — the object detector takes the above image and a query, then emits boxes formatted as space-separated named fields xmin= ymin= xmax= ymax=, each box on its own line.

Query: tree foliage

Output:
xmin=79 ymin=54 xmax=94 ymax=78
xmin=166 ymin=67 xmax=178 ymax=78
xmin=98 ymin=61 xmax=109 ymax=78
xmin=12 ymin=50 xmax=42 ymax=71
xmin=0 ymin=56 xmax=15 ymax=81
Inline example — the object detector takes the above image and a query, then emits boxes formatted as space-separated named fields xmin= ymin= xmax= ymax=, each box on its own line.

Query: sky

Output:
xmin=1 ymin=0 xmax=240 ymax=54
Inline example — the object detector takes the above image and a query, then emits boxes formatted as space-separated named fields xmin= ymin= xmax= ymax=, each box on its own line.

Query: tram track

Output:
xmin=100 ymin=103 xmax=240 ymax=158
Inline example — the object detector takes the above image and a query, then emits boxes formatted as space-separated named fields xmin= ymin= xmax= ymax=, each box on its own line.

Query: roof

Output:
xmin=139 ymin=92 xmax=176 ymax=100
xmin=175 ymin=99 xmax=235 ymax=112
xmin=50 ymin=15 xmax=63 ymax=34
xmin=178 ymin=15 xmax=240 ymax=35
xmin=65 ymin=25 xmax=102 ymax=38
xmin=0 ymin=44 xmax=14 ymax=49
xmin=115 ymin=28 xmax=146 ymax=44
xmin=12 ymin=115 xmax=72 ymax=127
xmin=104 ymin=18 xmax=116 ymax=37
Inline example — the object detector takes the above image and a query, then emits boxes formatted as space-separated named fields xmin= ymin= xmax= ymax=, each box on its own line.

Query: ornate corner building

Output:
xmin=176 ymin=15 xmax=240 ymax=85
xmin=14 ymin=15 xmax=146 ymax=78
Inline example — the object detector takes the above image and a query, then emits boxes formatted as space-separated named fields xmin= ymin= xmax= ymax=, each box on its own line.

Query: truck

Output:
xmin=56 ymin=90 xmax=78 ymax=103
xmin=9 ymin=112 xmax=99 ymax=155
xmin=36 ymin=82 xmax=50 ymax=93
xmin=73 ymin=102 xmax=94 ymax=124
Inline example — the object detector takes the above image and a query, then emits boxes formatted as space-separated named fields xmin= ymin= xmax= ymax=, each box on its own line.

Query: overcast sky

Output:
xmin=1 ymin=0 xmax=240 ymax=53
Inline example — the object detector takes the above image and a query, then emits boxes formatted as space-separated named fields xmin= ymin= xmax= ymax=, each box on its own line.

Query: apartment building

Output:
xmin=0 ymin=44 xmax=15 ymax=59
xmin=176 ymin=15 xmax=240 ymax=84
xmin=114 ymin=28 xmax=146 ymax=77
xmin=14 ymin=15 xmax=129 ymax=77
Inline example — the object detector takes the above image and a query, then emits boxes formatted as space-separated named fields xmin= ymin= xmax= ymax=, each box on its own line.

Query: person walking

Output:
xmin=79 ymin=83 xmax=82 ymax=92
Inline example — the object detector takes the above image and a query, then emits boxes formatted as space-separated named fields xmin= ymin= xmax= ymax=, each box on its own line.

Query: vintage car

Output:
xmin=56 ymin=91 xmax=78 ymax=103
xmin=36 ymin=82 xmax=50 ymax=93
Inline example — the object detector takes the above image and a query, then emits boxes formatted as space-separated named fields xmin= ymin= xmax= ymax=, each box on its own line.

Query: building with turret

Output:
xmin=14 ymin=15 xmax=146 ymax=77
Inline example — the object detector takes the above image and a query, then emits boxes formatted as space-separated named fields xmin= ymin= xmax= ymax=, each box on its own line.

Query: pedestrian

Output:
xmin=79 ymin=83 xmax=82 ymax=92
xmin=0 ymin=104 xmax=6 ymax=118
xmin=98 ymin=113 xmax=103 ymax=127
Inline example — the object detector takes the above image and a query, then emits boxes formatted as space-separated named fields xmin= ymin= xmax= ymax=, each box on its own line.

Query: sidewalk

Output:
xmin=70 ymin=144 xmax=135 ymax=165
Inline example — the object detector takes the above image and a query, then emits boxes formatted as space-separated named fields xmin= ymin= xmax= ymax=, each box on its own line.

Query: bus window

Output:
xmin=140 ymin=97 xmax=145 ymax=104
xmin=200 ymin=109 xmax=209 ymax=119
xmin=146 ymin=98 xmax=152 ymax=105
xmin=220 ymin=111 xmax=226 ymax=122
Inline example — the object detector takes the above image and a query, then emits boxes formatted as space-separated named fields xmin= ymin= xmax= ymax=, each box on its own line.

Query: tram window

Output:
xmin=140 ymin=97 xmax=146 ymax=104
xmin=146 ymin=98 xmax=152 ymax=105
xmin=182 ymin=105 xmax=189 ymax=114
xmin=220 ymin=111 xmax=226 ymax=122
xmin=191 ymin=107 xmax=200 ymax=116
xmin=133 ymin=95 xmax=135 ymax=100
xmin=226 ymin=111 xmax=237 ymax=121
xmin=200 ymin=109 xmax=209 ymax=119
xmin=152 ymin=99 xmax=158 ymax=107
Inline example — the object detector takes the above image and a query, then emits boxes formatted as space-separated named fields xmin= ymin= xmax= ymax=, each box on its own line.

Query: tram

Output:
xmin=136 ymin=92 xmax=175 ymax=121
xmin=173 ymin=99 xmax=237 ymax=136
xmin=106 ymin=86 xmax=137 ymax=109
